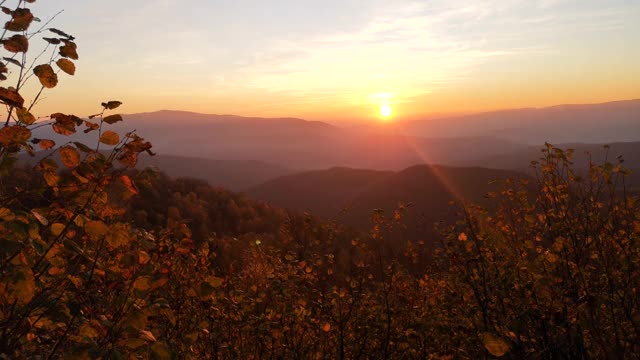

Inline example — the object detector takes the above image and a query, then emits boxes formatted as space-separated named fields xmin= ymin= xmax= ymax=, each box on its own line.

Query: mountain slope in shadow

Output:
xmin=247 ymin=165 xmax=529 ymax=241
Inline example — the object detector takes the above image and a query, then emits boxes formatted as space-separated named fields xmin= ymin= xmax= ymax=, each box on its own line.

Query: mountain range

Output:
xmin=31 ymin=99 xmax=640 ymax=172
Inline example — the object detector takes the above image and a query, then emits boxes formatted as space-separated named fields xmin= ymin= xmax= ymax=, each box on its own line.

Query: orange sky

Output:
xmin=10 ymin=0 xmax=640 ymax=123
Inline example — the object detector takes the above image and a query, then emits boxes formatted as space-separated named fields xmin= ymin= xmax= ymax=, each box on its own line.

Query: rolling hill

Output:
xmin=30 ymin=111 xmax=526 ymax=170
xmin=27 ymin=100 xmax=640 ymax=176
xmin=17 ymin=152 xmax=293 ymax=190
xmin=457 ymin=141 xmax=640 ymax=173
xmin=247 ymin=165 xmax=529 ymax=240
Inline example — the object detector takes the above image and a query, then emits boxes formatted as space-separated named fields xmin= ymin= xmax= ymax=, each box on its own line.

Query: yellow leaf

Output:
xmin=0 ymin=207 xmax=15 ymax=221
xmin=84 ymin=220 xmax=108 ymax=240
xmin=79 ymin=323 xmax=100 ymax=339
xmin=133 ymin=276 xmax=152 ymax=291
xmin=56 ymin=58 xmax=76 ymax=75
xmin=105 ymin=223 xmax=131 ymax=248
xmin=138 ymin=251 xmax=151 ymax=265
xmin=43 ymin=172 xmax=60 ymax=187
xmin=50 ymin=223 xmax=65 ymax=236
xmin=5 ymin=266 xmax=36 ymax=304
xmin=482 ymin=333 xmax=510 ymax=357
xmin=545 ymin=252 xmax=559 ymax=263
xmin=16 ymin=107 xmax=36 ymax=125
xmin=99 ymin=131 xmax=120 ymax=146
xmin=208 ymin=276 xmax=224 ymax=288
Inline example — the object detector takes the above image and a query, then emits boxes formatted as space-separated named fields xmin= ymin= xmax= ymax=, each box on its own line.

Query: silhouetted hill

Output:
xmin=246 ymin=167 xmax=394 ymax=215
xmin=136 ymin=155 xmax=293 ymax=190
xmin=17 ymin=152 xmax=293 ymax=190
xmin=247 ymin=165 xmax=528 ymax=241
xmin=400 ymin=100 xmax=640 ymax=144
xmin=29 ymin=100 xmax=639 ymax=171
xmin=457 ymin=141 xmax=640 ymax=173
xmin=30 ymin=111 xmax=525 ymax=170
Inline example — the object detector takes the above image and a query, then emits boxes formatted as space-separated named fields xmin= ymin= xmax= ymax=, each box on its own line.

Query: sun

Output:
xmin=379 ymin=103 xmax=393 ymax=118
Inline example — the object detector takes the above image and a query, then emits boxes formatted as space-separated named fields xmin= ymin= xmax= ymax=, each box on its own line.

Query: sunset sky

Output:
xmin=26 ymin=0 xmax=640 ymax=122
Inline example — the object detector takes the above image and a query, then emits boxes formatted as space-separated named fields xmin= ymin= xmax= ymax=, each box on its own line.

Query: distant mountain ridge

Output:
xmin=28 ymin=99 xmax=640 ymax=173
xmin=398 ymin=99 xmax=640 ymax=144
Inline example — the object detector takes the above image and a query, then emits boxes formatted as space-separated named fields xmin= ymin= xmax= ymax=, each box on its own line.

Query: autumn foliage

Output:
xmin=1 ymin=2 xmax=640 ymax=359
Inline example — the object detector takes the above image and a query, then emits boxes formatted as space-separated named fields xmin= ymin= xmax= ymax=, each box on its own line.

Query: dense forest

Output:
xmin=2 ymin=2 xmax=640 ymax=359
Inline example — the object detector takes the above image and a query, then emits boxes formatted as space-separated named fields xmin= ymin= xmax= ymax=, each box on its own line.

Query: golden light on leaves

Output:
xmin=16 ymin=107 xmax=35 ymax=125
xmin=482 ymin=333 xmax=510 ymax=357
xmin=99 ymin=131 xmax=120 ymax=146
xmin=56 ymin=58 xmax=76 ymax=76
xmin=85 ymin=220 xmax=108 ymax=241
xmin=33 ymin=64 xmax=58 ymax=88
xmin=38 ymin=139 xmax=55 ymax=150
xmin=0 ymin=87 xmax=25 ymax=107
xmin=59 ymin=146 xmax=80 ymax=168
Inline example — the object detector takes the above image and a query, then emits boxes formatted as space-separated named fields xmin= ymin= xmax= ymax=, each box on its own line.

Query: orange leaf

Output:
xmin=99 ymin=131 xmax=119 ymax=146
xmin=59 ymin=146 xmax=80 ymax=168
xmin=133 ymin=276 xmax=152 ymax=291
xmin=0 ymin=87 xmax=24 ymax=107
xmin=0 ymin=125 xmax=31 ymax=145
xmin=140 ymin=329 xmax=157 ymax=342
xmin=85 ymin=220 xmax=108 ymax=241
xmin=59 ymin=40 xmax=78 ymax=60
xmin=119 ymin=175 xmax=138 ymax=196
xmin=16 ymin=107 xmax=36 ymax=125
xmin=56 ymin=58 xmax=75 ymax=75
xmin=38 ymin=139 xmax=56 ymax=150
xmin=3 ymin=34 xmax=28 ymax=53
xmin=5 ymin=8 xmax=34 ymax=32
xmin=482 ymin=333 xmax=510 ymax=357
xmin=33 ymin=64 xmax=58 ymax=88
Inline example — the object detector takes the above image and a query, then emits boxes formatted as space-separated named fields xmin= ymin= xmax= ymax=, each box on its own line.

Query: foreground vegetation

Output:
xmin=1 ymin=2 xmax=639 ymax=358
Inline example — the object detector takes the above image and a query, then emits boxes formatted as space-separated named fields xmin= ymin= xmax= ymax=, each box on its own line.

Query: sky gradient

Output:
xmin=23 ymin=0 xmax=640 ymax=122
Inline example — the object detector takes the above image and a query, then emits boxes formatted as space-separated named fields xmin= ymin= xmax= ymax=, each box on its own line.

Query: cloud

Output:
xmin=236 ymin=1 xmax=522 ymax=109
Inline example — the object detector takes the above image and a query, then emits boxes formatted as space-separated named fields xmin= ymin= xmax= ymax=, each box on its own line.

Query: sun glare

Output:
xmin=379 ymin=104 xmax=393 ymax=119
